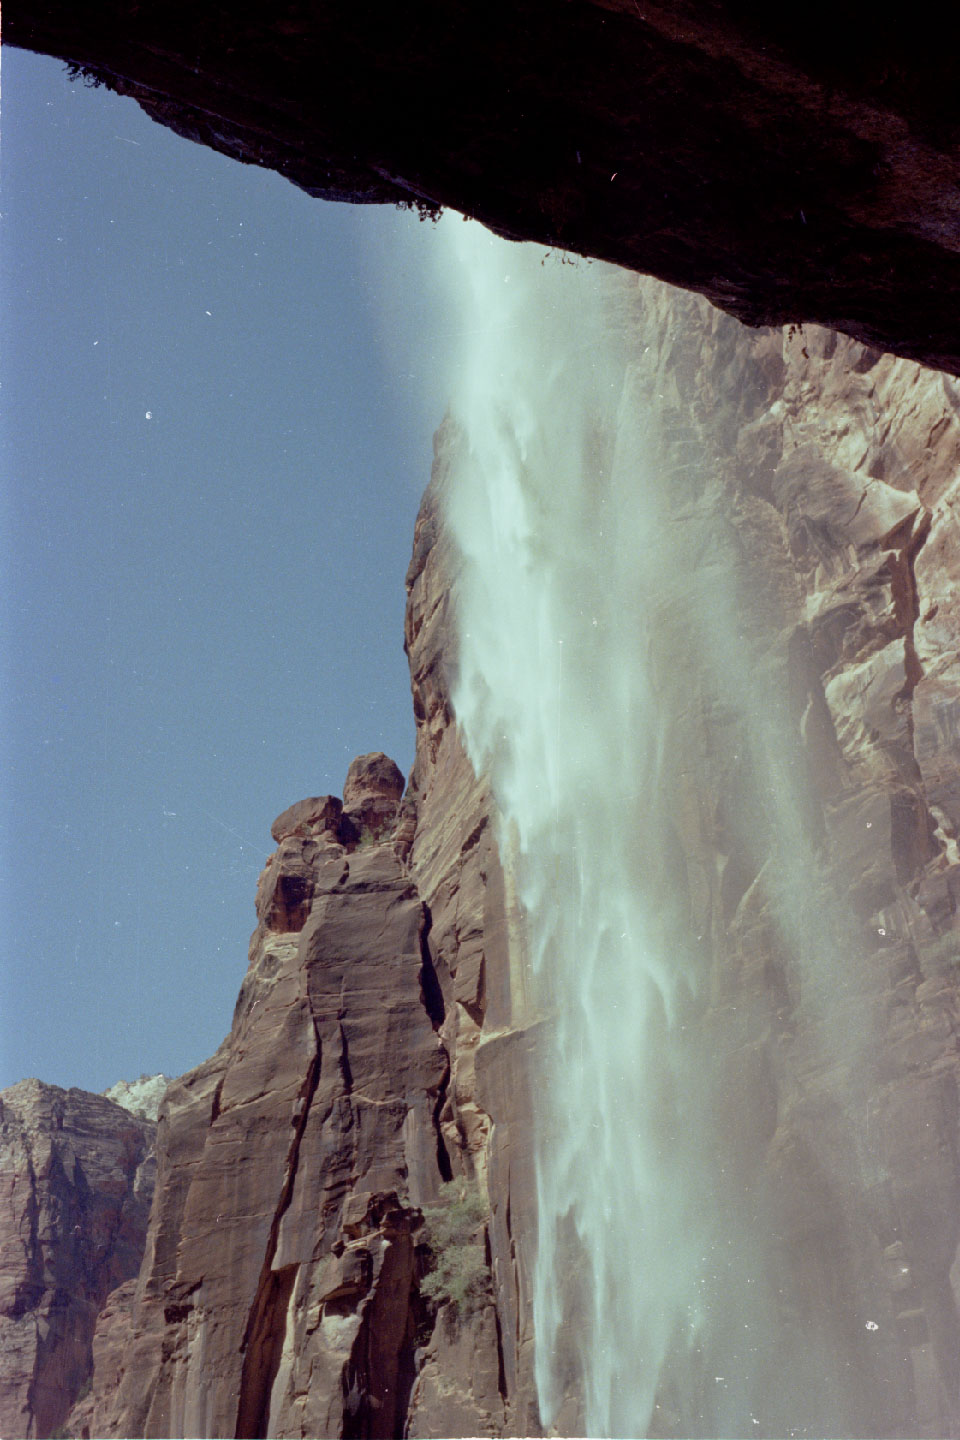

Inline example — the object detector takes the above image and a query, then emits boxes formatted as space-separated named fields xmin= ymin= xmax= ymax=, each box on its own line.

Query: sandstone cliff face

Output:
xmin=399 ymin=279 xmax=960 ymax=1437
xmin=0 ymin=1080 xmax=155 ymax=1440
xmin=9 ymin=0 xmax=960 ymax=374
xmin=401 ymin=448 xmax=540 ymax=1438
xmin=91 ymin=755 xmax=460 ymax=1440
xmin=82 ymin=527 xmax=536 ymax=1439
xmin=77 ymin=280 xmax=960 ymax=1439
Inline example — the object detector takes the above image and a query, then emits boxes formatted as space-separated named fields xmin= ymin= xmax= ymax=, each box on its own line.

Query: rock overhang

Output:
xmin=8 ymin=0 xmax=960 ymax=374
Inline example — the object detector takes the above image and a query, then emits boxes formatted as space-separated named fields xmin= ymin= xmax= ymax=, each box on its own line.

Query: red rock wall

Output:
xmin=89 ymin=770 xmax=446 ymax=1439
xmin=81 ymin=463 xmax=536 ymax=1439
xmin=79 ymin=275 xmax=960 ymax=1440
xmin=0 ymin=1081 xmax=155 ymax=1440
xmin=401 ymin=276 xmax=960 ymax=1437
xmin=402 ymin=440 xmax=541 ymax=1437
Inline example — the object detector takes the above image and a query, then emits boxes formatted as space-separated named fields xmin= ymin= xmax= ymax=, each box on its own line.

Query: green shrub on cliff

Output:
xmin=419 ymin=1179 xmax=490 ymax=1320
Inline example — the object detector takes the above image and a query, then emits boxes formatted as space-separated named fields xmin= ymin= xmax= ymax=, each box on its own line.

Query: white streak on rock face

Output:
xmin=102 ymin=1073 xmax=172 ymax=1121
xmin=437 ymin=226 xmax=712 ymax=1437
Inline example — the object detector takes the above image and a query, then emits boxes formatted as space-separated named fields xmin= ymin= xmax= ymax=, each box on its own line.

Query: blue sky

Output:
xmin=1 ymin=49 xmax=454 ymax=1092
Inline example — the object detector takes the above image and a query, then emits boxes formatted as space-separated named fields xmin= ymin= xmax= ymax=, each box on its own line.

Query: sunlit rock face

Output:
xmin=436 ymin=231 xmax=960 ymax=1439
xmin=82 ymin=491 xmax=539 ymax=1440
xmin=0 ymin=1080 xmax=155 ymax=1440
xmin=85 ymin=733 xmax=524 ymax=1440
xmin=9 ymin=0 xmax=960 ymax=374
xmin=343 ymin=751 xmax=405 ymax=841
xmin=65 ymin=1276 xmax=139 ymax=1440
xmin=90 ymin=772 xmax=448 ymax=1440
xmin=102 ymin=1073 xmax=172 ymax=1122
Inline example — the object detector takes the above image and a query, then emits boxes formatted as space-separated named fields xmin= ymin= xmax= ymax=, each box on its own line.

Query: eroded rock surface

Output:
xmin=0 ymin=1080 xmax=155 ymax=1440
xmin=92 ymin=773 xmax=454 ymax=1439
xmin=401 ymin=446 xmax=541 ymax=1438
xmin=83 ymin=478 xmax=536 ymax=1437
xmin=400 ymin=280 xmax=960 ymax=1437
xmin=343 ymin=752 xmax=405 ymax=841
xmin=8 ymin=0 xmax=960 ymax=373
xmin=596 ymin=280 xmax=960 ymax=1437
xmin=66 ymin=1277 xmax=138 ymax=1440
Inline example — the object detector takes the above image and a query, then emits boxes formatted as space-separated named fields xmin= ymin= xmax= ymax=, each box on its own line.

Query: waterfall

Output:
xmin=435 ymin=226 xmax=707 ymax=1436
xmin=436 ymin=224 xmax=886 ymax=1438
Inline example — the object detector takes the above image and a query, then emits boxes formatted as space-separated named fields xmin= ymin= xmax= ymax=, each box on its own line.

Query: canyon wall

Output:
xmin=8 ymin=1 xmax=960 ymax=374
xmin=408 ymin=263 xmax=960 ymax=1438
xmin=79 ymin=720 xmax=536 ymax=1440
xmin=16 ymin=270 xmax=960 ymax=1439
xmin=373 ymin=275 xmax=960 ymax=1438
xmin=0 ymin=1080 xmax=156 ymax=1439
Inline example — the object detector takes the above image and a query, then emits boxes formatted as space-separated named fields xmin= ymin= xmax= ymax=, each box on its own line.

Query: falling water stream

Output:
xmin=438 ymin=226 xmax=714 ymax=1435
xmin=437 ymin=224 xmax=890 ymax=1438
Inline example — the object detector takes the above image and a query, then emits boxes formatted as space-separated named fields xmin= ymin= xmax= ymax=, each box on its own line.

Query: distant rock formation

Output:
xmin=101 ymin=1074 xmax=172 ymax=1123
xmin=9 ymin=0 xmax=960 ymax=374
xmin=0 ymin=1080 xmax=155 ymax=1440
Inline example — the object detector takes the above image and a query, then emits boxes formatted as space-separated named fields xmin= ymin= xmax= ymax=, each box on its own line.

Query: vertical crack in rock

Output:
xmin=487 ymin=1225 xmax=508 ymax=1404
xmin=11 ymin=1151 xmax=41 ymax=1321
xmin=417 ymin=903 xmax=445 ymax=1029
xmin=463 ymin=951 xmax=488 ymax=1029
xmin=888 ymin=507 xmax=940 ymax=877
xmin=210 ymin=1076 xmax=224 ymax=1126
xmin=340 ymin=1197 xmax=421 ymax=1440
xmin=431 ymin=1052 xmax=454 ymax=1185
xmin=24 ymin=1319 xmax=41 ymax=1440
xmin=890 ymin=507 xmax=934 ymax=704
xmin=234 ymin=1018 xmax=322 ymax=1440
xmin=338 ymin=1017 xmax=354 ymax=1094
xmin=235 ymin=1264 xmax=298 ymax=1440
xmin=418 ymin=905 xmax=453 ymax=1183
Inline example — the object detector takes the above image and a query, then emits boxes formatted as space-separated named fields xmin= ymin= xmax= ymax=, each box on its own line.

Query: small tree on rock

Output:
xmin=419 ymin=1179 xmax=490 ymax=1324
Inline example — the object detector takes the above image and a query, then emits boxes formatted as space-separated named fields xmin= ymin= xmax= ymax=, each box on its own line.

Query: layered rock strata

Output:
xmin=9 ymin=0 xmax=960 ymax=374
xmin=0 ymin=1080 xmax=156 ymax=1439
